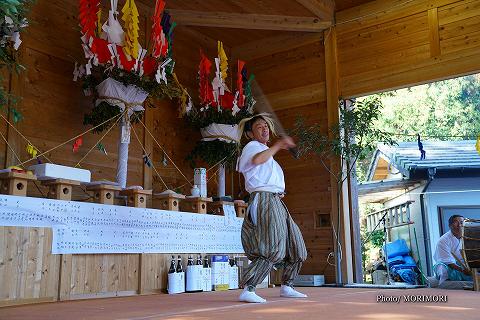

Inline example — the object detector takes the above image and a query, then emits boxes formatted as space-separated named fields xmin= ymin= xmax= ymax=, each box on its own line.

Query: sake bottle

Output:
xmin=176 ymin=255 xmax=183 ymax=273
xmin=203 ymin=255 xmax=210 ymax=268
xmin=168 ymin=255 xmax=176 ymax=274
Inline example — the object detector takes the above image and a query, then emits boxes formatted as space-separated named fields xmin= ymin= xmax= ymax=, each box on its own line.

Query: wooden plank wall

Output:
xmin=0 ymin=1 xmax=226 ymax=306
xmin=232 ymin=32 xmax=337 ymax=283
xmin=336 ymin=0 xmax=480 ymax=98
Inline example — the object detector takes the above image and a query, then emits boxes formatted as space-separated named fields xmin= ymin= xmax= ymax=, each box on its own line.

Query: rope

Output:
xmin=74 ymin=109 xmax=125 ymax=168
xmin=130 ymin=123 xmax=169 ymax=190
xmin=136 ymin=116 xmax=193 ymax=187
xmin=14 ymin=111 xmax=123 ymax=167
xmin=0 ymin=112 xmax=53 ymax=164
xmin=0 ymin=129 xmax=23 ymax=167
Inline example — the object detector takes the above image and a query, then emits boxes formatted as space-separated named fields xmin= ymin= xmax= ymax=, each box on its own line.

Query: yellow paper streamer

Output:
xmin=97 ymin=8 xmax=102 ymax=36
xmin=476 ymin=136 xmax=480 ymax=155
xmin=121 ymin=0 xmax=140 ymax=59
xmin=26 ymin=143 xmax=38 ymax=158
xmin=218 ymin=41 xmax=228 ymax=81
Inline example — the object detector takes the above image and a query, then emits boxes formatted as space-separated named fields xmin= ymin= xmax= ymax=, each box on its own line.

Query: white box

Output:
xmin=211 ymin=255 xmax=230 ymax=291
xmin=28 ymin=163 xmax=91 ymax=182
xmin=229 ymin=265 xmax=239 ymax=289
xmin=292 ymin=275 xmax=325 ymax=287
xmin=194 ymin=168 xmax=207 ymax=185
xmin=201 ymin=267 xmax=212 ymax=292
xmin=167 ymin=272 xmax=185 ymax=294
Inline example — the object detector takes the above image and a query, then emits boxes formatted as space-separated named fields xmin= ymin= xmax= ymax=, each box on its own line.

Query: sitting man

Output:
xmin=433 ymin=215 xmax=472 ymax=285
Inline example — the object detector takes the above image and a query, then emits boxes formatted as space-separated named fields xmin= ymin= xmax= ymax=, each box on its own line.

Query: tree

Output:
xmin=356 ymin=74 xmax=480 ymax=181
xmin=292 ymin=97 xmax=396 ymax=284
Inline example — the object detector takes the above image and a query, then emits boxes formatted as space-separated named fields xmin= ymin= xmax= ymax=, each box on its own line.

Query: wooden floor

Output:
xmin=0 ymin=287 xmax=478 ymax=320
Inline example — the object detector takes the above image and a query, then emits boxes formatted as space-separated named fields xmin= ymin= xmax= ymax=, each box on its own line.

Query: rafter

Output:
xmin=167 ymin=9 xmax=331 ymax=32
xmin=295 ymin=0 xmax=335 ymax=21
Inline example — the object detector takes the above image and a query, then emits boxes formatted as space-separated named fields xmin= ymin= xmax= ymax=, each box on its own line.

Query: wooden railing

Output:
xmin=366 ymin=201 xmax=414 ymax=233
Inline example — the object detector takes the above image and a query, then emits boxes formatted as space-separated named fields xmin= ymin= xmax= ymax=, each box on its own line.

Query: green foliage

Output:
xmin=292 ymin=97 xmax=396 ymax=182
xmin=186 ymin=140 xmax=238 ymax=168
xmin=356 ymin=74 xmax=480 ymax=181
xmin=0 ymin=0 xmax=33 ymax=110
xmin=184 ymin=106 xmax=252 ymax=130
xmin=369 ymin=230 xmax=385 ymax=248
xmin=375 ymin=75 xmax=480 ymax=141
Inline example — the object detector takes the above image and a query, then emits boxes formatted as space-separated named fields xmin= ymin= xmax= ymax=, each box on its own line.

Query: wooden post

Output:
xmin=182 ymin=197 xmax=213 ymax=214
xmin=41 ymin=178 xmax=81 ymax=201
xmin=209 ymin=200 xmax=234 ymax=216
xmin=119 ymin=189 xmax=152 ymax=208
xmin=324 ymin=26 xmax=353 ymax=284
xmin=84 ymin=183 xmax=122 ymax=205
xmin=152 ymin=193 xmax=185 ymax=211
xmin=234 ymin=200 xmax=248 ymax=218
xmin=0 ymin=171 xmax=37 ymax=196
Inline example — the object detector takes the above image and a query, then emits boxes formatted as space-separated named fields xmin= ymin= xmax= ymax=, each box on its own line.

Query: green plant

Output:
xmin=291 ymin=97 xmax=396 ymax=284
xmin=0 ymin=0 xmax=33 ymax=112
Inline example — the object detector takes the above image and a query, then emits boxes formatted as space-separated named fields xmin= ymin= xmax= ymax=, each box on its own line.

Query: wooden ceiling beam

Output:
xmin=167 ymin=9 xmax=331 ymax=32
xmin=295 ymin=0 xmax=335 ymax=21
xmin=232 ymin=32 xmax=322 ymax=62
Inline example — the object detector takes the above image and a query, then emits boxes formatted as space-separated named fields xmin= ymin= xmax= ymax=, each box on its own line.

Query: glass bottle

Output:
xmin=176 ymin=255 xmax=183 ymax=273
xmin=168 ymin=255 xmax=176 ymax=273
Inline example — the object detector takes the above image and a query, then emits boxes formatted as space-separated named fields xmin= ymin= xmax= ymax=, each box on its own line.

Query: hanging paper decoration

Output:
xmin=476 ymin=136 xmax=480 ymax=155
xmin=218 ymin=41 xmax=228 ymax=82
xmin=199 ymin=50 xmax=214 ymax=106
xmin=73 ymin=137 xmax=83 ymax=152
xmin=161 ymin=11 xmax=176 ymax=59
xmin=96 ymin=7 xmax=102 ymax=36
xmin=79 ymin=0 xmax=100 ymax=38
xmin=417 ymin=134 xmax=426 ymax=160
xmin=236 ymin=60 xmax=245 ymax=107
xmin=26 ymin=143 xmax=38 ymax=158
xmin=151 ymin=0 xmax=167 ymax=58
xmin=162 ymin=152 xmax=168 ymax=167
xmin=102 ymin=0 xmax=124 ymax=45
xmin=11 ymin=108 xmax=23 ymax=124
xmin=183 ymin=47 xmax=257 ymax=168
xmin=121 ymin=0 xmax=140 ymax=59
xmin=96 ymin=142 xmax=107 ymax=155
xmin=143 ymin=153 xmax=152 ymax=167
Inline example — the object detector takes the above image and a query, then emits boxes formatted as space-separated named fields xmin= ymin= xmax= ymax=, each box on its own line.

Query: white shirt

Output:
xmin=236 ymin=140 xmax=285 ymax=194
xmin=434 ymin=230 xmax=463 ymax=265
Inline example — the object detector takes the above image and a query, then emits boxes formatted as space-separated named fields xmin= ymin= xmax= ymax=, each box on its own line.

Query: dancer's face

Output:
xmin=248 ymin=118 xmax=269 ymax=145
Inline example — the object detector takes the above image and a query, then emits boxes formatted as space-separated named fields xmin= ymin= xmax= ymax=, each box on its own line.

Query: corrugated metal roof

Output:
xmin=374 ymin=140 xmax=480 ymax=179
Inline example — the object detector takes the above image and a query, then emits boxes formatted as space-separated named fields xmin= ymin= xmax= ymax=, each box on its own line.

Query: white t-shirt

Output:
xmin=434 ymin=230 xmax=463 ymax=265
xmin=236 ymin=140 xmax=285 ymax=193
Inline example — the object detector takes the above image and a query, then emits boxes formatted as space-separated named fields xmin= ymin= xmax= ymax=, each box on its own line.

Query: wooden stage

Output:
xmin=0 ymin=287 xmax=478 ymax=320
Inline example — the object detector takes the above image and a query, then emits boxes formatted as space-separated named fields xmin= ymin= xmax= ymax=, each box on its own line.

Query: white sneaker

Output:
xmin=280 ymin=285 xmax=307 ymax=298
xmin=239 ymin=288 xmax=267 ymax=303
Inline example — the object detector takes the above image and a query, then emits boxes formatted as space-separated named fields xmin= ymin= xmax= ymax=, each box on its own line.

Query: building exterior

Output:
xmin=360 ymin=140 xmax=480 ymax=275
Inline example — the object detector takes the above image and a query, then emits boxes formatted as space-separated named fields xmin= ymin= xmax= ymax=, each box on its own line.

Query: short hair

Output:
xmin=448 ymin=215 xmax=464 ymax=226
xmin=238 ymin=113 xmax=277 ymax=140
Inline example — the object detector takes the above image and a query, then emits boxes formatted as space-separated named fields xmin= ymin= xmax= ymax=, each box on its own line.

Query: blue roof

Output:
xmin=372 ymin=140 xmax=480 ymax=179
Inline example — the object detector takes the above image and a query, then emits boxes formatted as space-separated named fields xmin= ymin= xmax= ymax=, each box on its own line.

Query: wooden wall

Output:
xmin=336 ymin=0 xmax=480 ymax=98
xmin=0 ymin=1 xmax=225 ymax=306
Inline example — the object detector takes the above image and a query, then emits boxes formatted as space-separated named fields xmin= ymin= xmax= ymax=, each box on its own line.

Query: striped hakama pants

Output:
xmin=240 ymin=191 xmax=307 ymax=288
